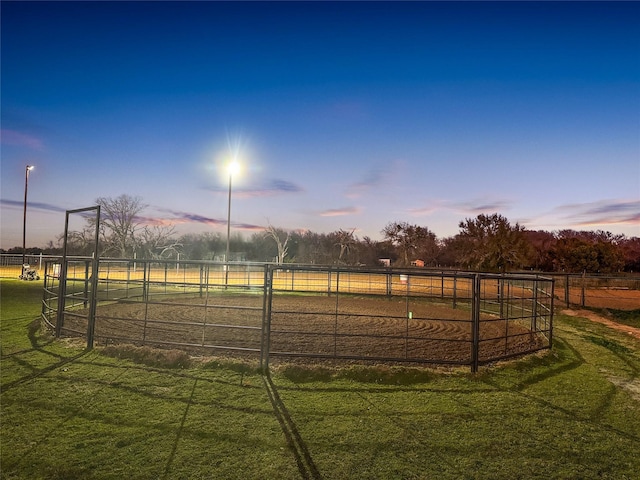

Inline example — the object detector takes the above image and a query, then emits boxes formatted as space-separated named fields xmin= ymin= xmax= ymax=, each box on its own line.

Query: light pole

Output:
xmin=21 ymin=165 xmax=34 ymax=277
xmin=225 ymin=161 xmax=239 ymax=286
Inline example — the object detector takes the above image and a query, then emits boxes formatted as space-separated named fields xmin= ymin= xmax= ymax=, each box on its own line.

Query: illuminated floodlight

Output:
xmin=228 ymin=160 xmax=240 ymax=177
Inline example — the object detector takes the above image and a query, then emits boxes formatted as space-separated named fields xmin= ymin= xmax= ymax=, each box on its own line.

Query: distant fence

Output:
xmin=4 ymin=253 xmax=636 ymax=310
xmin=0 ymin=253 xmax=49 ymax=274
xmin=546 ymin=272 xmax=640 ymax=310
xmin=4 ymin=253 xmax=637 ymax=310
xmin=41 ymin=258 xmax=556 ymax=372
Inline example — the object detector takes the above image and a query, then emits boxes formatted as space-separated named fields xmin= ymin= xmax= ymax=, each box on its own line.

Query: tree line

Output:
xmin=6 ymin=194 xmax=640 ymax=273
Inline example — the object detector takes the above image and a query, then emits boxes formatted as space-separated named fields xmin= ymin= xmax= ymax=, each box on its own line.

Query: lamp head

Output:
xmin=228 ymin=161 xmax=240 ymax=176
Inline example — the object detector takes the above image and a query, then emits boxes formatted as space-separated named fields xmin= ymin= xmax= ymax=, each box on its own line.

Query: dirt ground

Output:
xmin=562 ymin=308 xmax=640 ymax=340
xmin=555 ymin=287 xmax=640 ymax=310
xmin=60 ymin=293 xmax=547 ymax=367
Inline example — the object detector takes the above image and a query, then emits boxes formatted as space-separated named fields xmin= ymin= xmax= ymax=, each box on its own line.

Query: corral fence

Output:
xmin=545 ymin=272 xmax=640 ymax=311
xmin=1 ymin=253 xmax=48 ymax=275
xmin=41 ymin=258 xmax=555 ymax=372
xmin=2 ymin=254 xmax=638 ymax=309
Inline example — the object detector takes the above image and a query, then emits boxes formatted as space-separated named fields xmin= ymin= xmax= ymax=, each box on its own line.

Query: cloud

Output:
xmin=2 ymin=196 xmax=266 ymax=232
xmin=0 ymin=129 xmax=44 ymax=150
xmin=204 ymin=178 xmax=304 ymax=198
xmin=345 ymin=163 xmax=400 ymax=199
xmin=263 ymin=179 xmax=304 ymax=194
xmin=555 ymin=199 xmax=640 ymax=228
xmin=152 ymin=208 xmax=264 ymax=231
xmin=0 ymin=198 xmax=64 ymax=213
xmin=406 ymin=197 xmax=511 ymax=217
xmin=407 ymin=206 xmax=438 ymax=216
xmin=154 ymin=209 xmax=226 ymax=226
xmin=319 ymin=206 xmax=361 ymax=217
xmin=232 ymin=222 xmax=266 ymax=231
xmin=450 ymin=198 xmax=513 ymax=215
xmin=134 ymin=215 xmax=187 ymax=227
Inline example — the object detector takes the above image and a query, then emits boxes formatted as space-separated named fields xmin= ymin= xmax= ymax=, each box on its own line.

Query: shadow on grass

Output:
xmin=1 ymin=318 xmax=90 ymax=391
xmin=279 ymin=363 xmax=437 ymax=385
xmin=1 ymin=316 xmax=56 ymax=357
xmin=263 ymin=372 xmax=322 ymax=480
xmin=479 ymin=336 xmax=640 ymax=443
xmin=163 ymin=378 xmax=199 ymax=480
xmin=508 ymin=338 xmax=586 ymax=392
xmin=2 ymin=355 xmax=274 ymax=477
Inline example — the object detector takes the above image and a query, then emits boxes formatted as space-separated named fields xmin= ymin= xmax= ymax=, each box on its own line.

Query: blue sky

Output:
xmin=2 ymin=1 xmax=639 ymax=248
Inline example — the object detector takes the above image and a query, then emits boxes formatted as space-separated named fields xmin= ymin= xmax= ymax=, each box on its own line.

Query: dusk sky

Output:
xmin=1 ymin=1 xmax=639 ymax=249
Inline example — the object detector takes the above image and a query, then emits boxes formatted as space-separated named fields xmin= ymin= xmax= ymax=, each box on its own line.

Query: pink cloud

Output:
xmin=408 ymin=206 xmax=438 ymax=216
xmin=0 ymin=129 xmax=44 ymax=150
xmin=150 ymin=208 xmax=264 ymax=231
xmin=320 ymin=206 xmax=360 ymax=217
xmin=558 ymin=199 xmax=640 ymax=228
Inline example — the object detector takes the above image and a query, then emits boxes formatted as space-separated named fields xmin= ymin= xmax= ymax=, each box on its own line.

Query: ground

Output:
xmin=562 ymin=308 xmax=640 ymax=340
xmin=60 ymin=293 xmax=546 ymax=367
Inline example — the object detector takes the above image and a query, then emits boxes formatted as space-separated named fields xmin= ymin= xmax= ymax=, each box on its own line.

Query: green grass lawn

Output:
xmin=1 ymin=279 xmax=639 ymax=480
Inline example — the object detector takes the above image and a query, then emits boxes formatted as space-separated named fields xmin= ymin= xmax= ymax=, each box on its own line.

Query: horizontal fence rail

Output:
xmin=9 ymin=253 xmax=638 ymax=309
xmin=42 ymin=259 xmax=558 ymax=372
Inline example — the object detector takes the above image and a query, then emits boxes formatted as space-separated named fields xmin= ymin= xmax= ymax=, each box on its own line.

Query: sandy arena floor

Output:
xmin=60 ymin=293 xmax=547 ymax=366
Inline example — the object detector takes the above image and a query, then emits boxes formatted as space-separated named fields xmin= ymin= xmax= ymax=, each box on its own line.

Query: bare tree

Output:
xmin=265 ymin=224 xmax=290 ymax=264
xmin=330 ymin=228 xmax=357 ymax=264
xmin=139 ymin=225 xmax=182 ymax=259
xmin=57 ymin=225 xmax=96 ymax=256
xmin=94 ymin=194 xmax=147 ymax=257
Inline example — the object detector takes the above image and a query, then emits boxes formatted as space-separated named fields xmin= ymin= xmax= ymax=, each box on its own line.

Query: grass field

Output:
xmin=1 ymin=279 xmax=639 ymax=479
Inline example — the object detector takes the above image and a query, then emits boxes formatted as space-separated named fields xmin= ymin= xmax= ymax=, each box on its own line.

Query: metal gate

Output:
xmin=42 ymin=259 xmax=554 ymax=373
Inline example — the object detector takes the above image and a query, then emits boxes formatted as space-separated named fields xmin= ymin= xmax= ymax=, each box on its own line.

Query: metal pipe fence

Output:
xmin=42 ymin=259 xmax=555 ymax=372
xmin=547 ymin=272 xmax=640 ymax=310
xmin=6 ymin=253 xmax=635 ymax=307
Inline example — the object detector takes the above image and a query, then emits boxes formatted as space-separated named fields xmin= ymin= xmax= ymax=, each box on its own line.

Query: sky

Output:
xmin=1 ymin=1 xmax=639 ymax=249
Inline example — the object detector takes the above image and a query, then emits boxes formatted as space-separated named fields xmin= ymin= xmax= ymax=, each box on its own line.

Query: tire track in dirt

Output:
xmin=562 ymin=309 xmax=640 ymax=341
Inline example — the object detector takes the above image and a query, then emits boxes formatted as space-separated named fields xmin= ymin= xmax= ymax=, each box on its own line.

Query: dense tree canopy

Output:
xmin=8 ymin=197 xmax=639 ymax=274
xmin=456 ymin=214 xmax=530 ymax=272
xmin=382 ymin=222 xmax=438 ymax=267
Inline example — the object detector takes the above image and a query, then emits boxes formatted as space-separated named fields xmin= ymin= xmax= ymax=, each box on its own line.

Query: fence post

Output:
xmin=164 ymin=262 xmax=168 ymax=293
xmin=83 ymin=260 xmax=90 ymax=309
xmin=581 ymin=271 xmax=586 ymax=307
xmin=565 ymin=274 xmax=570 ymax=308
xmin=498 ymin=276 xmax=504 ymax=318
xmin=334 ymin=270 xmax=340 ymax=356
xmin=531 ymin=277 xmax=539 ymax=334
xmin=126 ymin=261 xmax=131 ymax=297
xmin=86 ymin=255 xmax=99 ymax=349
xmin=143 ymin=261 xmax=149 ymax=302
xmin=549 ymin=279 xmax=555 ymax=350
xmin=261 ymin=265 xmax=273 ymax=372
xmin=405 ymin=274 xmax=410 ymax=359
xmin=56 ymin=261 xmax=69 ymax=337
xmin=453 ymin=273 xmax=457 ymax=309
xmin=471 ymin=274 xmax=481 ymax=373
xmin=386 ymin=270 xmax=392 ymax=297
